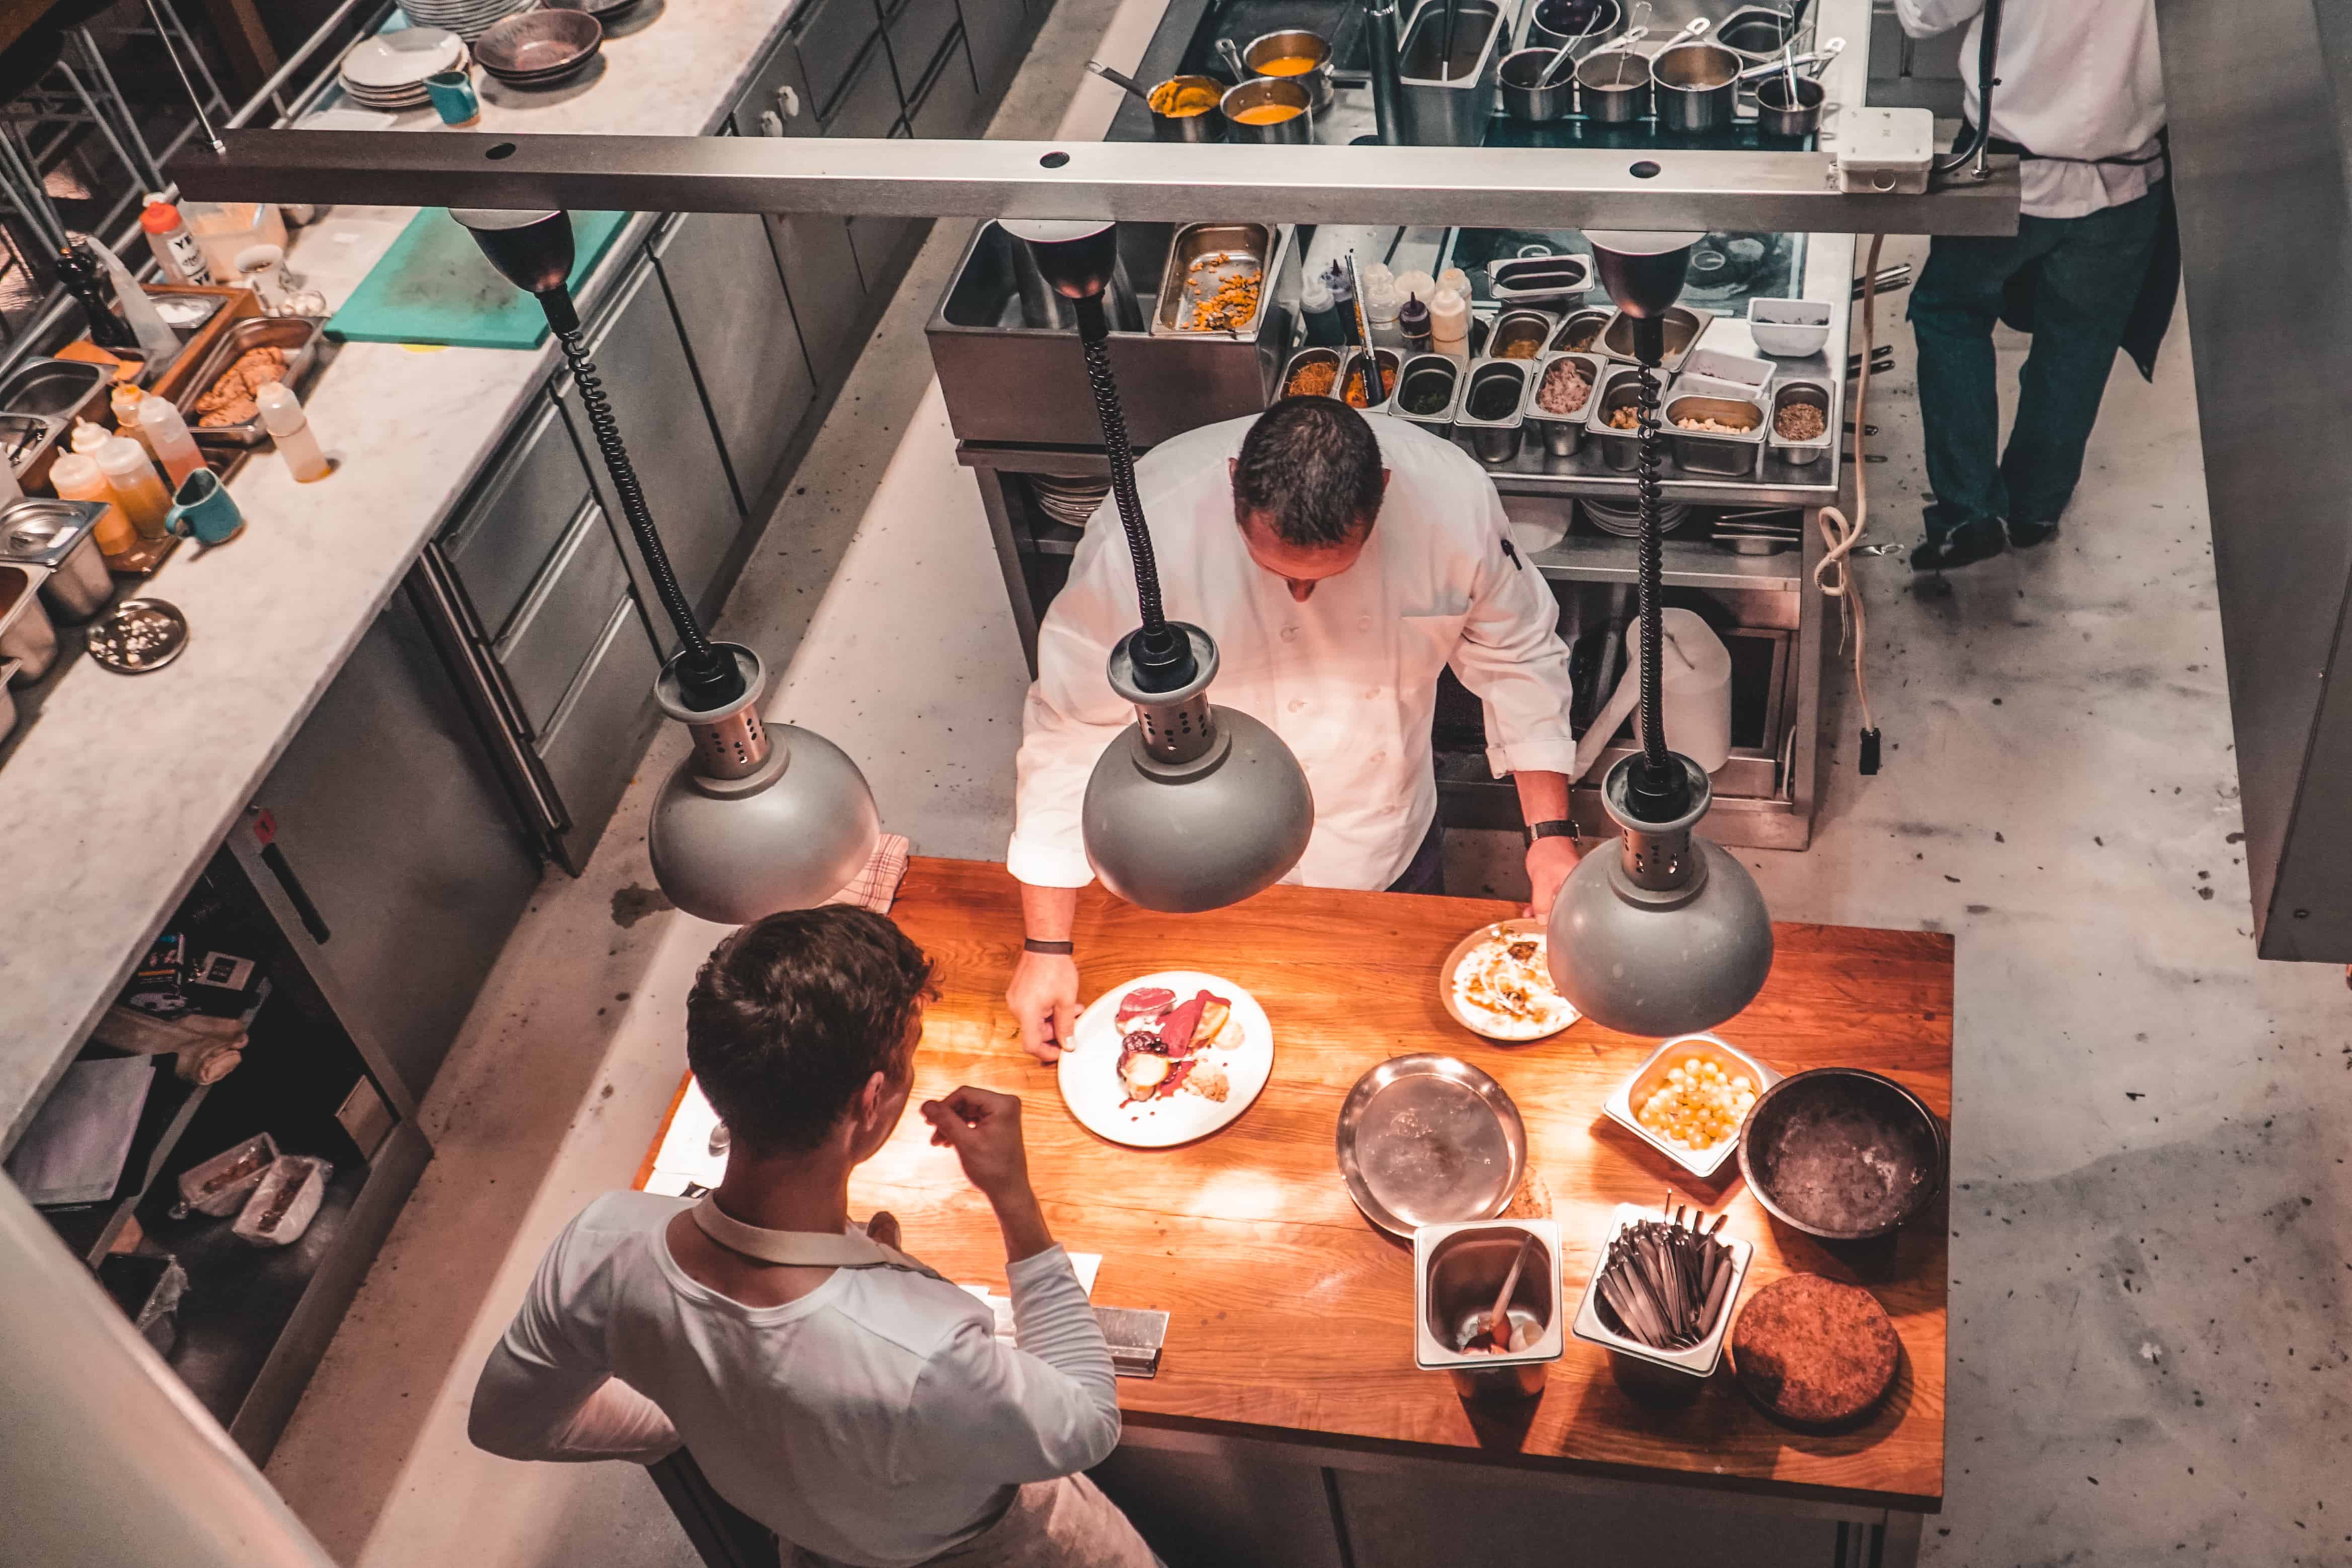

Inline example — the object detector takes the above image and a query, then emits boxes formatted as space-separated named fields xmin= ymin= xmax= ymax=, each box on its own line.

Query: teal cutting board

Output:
xmin=327 ymin=209 xmax=630 ymax=349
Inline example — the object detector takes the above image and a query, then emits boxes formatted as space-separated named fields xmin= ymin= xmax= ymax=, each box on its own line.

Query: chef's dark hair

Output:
xmin=1233 ymin=397 xmax=1385 ymax=548
xmin=687 ymin=907 xmax=935 ymax=1153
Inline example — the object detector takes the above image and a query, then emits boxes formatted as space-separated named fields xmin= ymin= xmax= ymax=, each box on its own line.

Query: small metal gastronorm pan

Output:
xmin=1340 ymin=347 xmax=1401 ymax=415
xmin=1415 ymin=1218 xmax=1564 ymax=1401
xmin=1600 ymin=305 xmax=1708 ymax=372
xmin=1486 ymin=308 xmax=1556 ymax=363
xmin=1152 ymin=222 xmax=1281 ymax=337
xmin=1279 ymin=345 xmax=1347 ymax=401
xmin=1663 ymin=392 xmax=1766 ymax=478
xmin=1585 ymin=364 xmax=1651 ymax=472
xmin=1490 ymin=253 xmax=1593 ymax=308
xmin=0 ymin=411 xmax=67 ymax=491
xmin=1392 ymin=353 xmax=1462 ymax=433
xmin=177 ymin=316 xmax=326 ymax=449
xmin=1570 ymin=1202 xmax=1754 ymax=1382
xmin=1454 ymin=359 xmax=1531 ymax=467
xmin=1549 ymin=307 xmax=1612 ymax=355
xmin=1602 ymin=1031 xmax=1783 ymax=1179
xmin=0 ymin=356 xmax=107 ymax=419
xmin=1524 ymin=350 xmax=1601 ymax=458
xmin=1767 ymin=379 xmax=1835 ymax=466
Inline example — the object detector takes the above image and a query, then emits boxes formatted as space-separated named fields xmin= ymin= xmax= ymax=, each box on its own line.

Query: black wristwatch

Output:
xmin=1023 ymin=938 xmax=1075 ymax=956
xmin=1523 ymin=818 xmax=1578 ymax=849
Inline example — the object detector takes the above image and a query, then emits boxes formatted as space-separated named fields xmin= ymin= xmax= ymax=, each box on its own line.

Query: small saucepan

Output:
xmin=1751 ymin=39 xmax=1844 ymax=141
xmin=1572 ymin=25 xmax=1651 ymax=123
xmin=1650 ymin=37 xmax=1742 ymax=136
xmin=1088 ymin=60 xmax=1229 ymax=141
xmin=1241 ymin=28 xmax=1335 ymax=111
xmin=1220 ymin=77 xmax=1314 ymax=144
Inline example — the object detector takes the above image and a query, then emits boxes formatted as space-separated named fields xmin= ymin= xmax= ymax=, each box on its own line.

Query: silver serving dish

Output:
xmin=0 ymin=499 xmax=113 ymax=623
xmin=1585 ymin=363 xmax=1651 ymax=472
xmin=1599 ymin=305 xmax=1709 ymax=372
xmin=1550 ymin=307 xmax=1612 ymax=355
xmin=85 ymin=597 xmax=190 ymax=674
xmin=1489 ymin=252 xmax=1594 ymax=307
xmin=1664 ymin=391 xmax=1767 ymax=478
xmin=1524 ymin=350 xmax=1602 ymax=458
xmin=1336 ymin=1053 xmax=1528 ymax=1237
xmin=176 ymin=317 xmax=326 ymax=450
xmin=1767 ymin=378 xmax=1835 ymax=466
xmin=1392 ymin=353 xmax=1462 ymax=433
xmin=1486 ymin=308 xmax=1556 ymax=362
xmin=1151 ymin=222 xmax=1286 ymax=337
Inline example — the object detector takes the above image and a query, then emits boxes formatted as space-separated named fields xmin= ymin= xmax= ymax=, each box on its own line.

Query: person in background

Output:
xmin=1005 ymin=398 xmax=1581 ymax=1062
xmin=468 ymin=907 xmax=1156 ymax=1568
xmin=1900 ymin=0 xmax=2172 ymax=570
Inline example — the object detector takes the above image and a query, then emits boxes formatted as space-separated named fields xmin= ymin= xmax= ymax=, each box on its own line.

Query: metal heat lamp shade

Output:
xmin=1546 ymin=230 xmax=1773 ymax=1035
xmin=1004 ymin=219 xmax=1314 ymax=911
xmin=453 ymin=209 xmax=880 ymax=922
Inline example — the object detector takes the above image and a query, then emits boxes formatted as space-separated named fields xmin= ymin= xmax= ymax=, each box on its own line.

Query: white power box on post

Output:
xmin=1836 ymin=108 xmax=1937 ymax=194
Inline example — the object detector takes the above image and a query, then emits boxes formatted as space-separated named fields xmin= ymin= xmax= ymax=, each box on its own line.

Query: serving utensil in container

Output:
xmin=1414 ymin=1218 xmax=1563 ymax=1400
xmin=1752 ymin=40 xmax=1843 ymax=139
xmin=1572 ymin=24 xmax=1650 ymax=121
xmin=1571 ymin=1202 xmax=1752 ymax=1390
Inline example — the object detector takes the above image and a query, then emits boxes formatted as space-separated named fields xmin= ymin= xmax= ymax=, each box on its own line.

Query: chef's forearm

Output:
xmin=1512 ymin=769 xmax=1571 ymax=828
xmin=1020 ymin=880 xmax=1079 ymax=942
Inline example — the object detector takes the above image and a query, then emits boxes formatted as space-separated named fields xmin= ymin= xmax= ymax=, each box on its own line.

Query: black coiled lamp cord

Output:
xmin=1628 ymin=342 xmax=1685 ymax=819
xmin=1073 ymin=292 xmax=1194 ymax=692
xmin=554 ymin=326 xmax=742 ymax=709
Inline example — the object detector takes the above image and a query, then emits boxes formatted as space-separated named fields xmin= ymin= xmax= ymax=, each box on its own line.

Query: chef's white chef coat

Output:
xmin=1007 ymin=413 xmax=1577 ymax=893
xmin=1896 ymin=0 xmax=2165 ymax=220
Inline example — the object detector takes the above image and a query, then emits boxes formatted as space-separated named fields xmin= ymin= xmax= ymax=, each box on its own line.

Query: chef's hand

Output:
xmin=1007 ymin=951 xmax=1080 ymax=1063
xmin=1524 ymin=835 xmax=1581 ymax=920
xmin=922 ymin=1086 xmax=1055 ymax=1262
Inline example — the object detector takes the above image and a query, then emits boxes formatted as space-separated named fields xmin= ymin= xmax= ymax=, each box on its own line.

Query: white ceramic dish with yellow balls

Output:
xmin=1602 ymin=1032 xmax=1782 ymax=1178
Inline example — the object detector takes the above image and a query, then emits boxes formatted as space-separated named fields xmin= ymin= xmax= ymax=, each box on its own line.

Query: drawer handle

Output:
xmin=758 ymin=85 xmax=802 ymax=136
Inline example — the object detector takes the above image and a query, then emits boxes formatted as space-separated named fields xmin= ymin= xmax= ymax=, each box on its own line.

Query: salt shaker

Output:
xmin=256 ymin=383 xmax=329 ymax=482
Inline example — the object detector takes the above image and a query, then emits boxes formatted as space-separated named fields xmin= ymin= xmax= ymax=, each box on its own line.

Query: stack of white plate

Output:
xmin=338 ymin=27 xmax=466 ymax=110
xmin=1579 ymin=495 xmax=1695 ymax=539
xmin=1028 ymin=475 xmax=1111 ymax=530
xmin=400 ymin=0 xmax=531 ymax=42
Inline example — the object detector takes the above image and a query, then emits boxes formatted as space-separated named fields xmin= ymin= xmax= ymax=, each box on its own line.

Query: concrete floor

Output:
xmin=262 ymin=21 xmax=2352 ymax=1568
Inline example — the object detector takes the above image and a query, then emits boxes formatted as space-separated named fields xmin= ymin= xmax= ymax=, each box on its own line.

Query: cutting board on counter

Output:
xmin=327 ymin=208 xmax=630 ymax=349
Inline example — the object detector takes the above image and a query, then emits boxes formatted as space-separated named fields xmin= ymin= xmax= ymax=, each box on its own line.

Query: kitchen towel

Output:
xmin=5 ymin=1056 xmax=155 ymax=1206
xmin=827 ymin=833 xmax=911 ymax=914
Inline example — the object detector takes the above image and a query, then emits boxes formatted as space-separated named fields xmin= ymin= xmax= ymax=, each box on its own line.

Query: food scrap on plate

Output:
xmin=1451 ymin=928 xmax=1576 ymax=1039
xmin=1113 ymin=984 xmax=1238 ymax=1104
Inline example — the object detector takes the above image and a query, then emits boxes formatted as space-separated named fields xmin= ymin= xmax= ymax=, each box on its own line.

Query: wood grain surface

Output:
xmin=654 ymin=857 xmax=1954 ymax=1511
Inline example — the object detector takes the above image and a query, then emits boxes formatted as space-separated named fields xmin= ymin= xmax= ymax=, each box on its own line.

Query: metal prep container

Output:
xmin=0 ymin=561 xmax=59 ymax=683
xmin=1600 ymin=306 xmax=1708 ymax=371
xmin=1490 ymin=253 xmax=1594 ymax=308
xmin=1525 ymin=0 xmax=1622 ymax=53
xmin=1650 ymin=41 xmax=1740 ymax=136
xmin=1550 ymin=307 xmax=1612 ymax=355
xmin=1152 ymin=222 xmax=1280 ymax=337
xmin=1712 ymin=3 xmax=1797 ymax=63
xmin=1454 ymin=360 xmax=1531 ymax=467
xmin=1391 ymin=353 xmax=1463 ymax=433
xmin=175 ymin=316 xmax=326 ymax=449
xmin=0 ymin=499 xmax=113 ymax=623
xmin=1279 ymin=346 xmax=1348 ymax=401
xmin=1395 ymin=0 xmax=1506 ymax=146
xmin=1574 ymin=42 xmax=1650 ymax=122
xmin=1664 ymin=392 xmax=1767 ymax=478
xmin=1570 ymin=1203 xmax=1753 ymax=1387
xmin=0 ymin=356 xmax=107 ymax=418
xmin=1585 ymin=365 xmax=1651 ymax=472
xmin=0 ymin=411 xmax=69 ymax=493
xmin=1341 ymin=347 xmax=1402 ymax=415
xmin=1415 ymin=1218 xmax=1564 ymax=1401
xmin=1487 ymin=309 xmax=1556 ymax=363
xmin=1767 ymin=378 xmax=1835 ymax=466
xmin=1524 ymin=350 xmax=1602 ymax=458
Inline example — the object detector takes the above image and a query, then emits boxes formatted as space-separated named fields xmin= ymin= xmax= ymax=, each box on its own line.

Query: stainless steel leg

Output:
xmin=973 ymin=467 xmax=1042 ymax=676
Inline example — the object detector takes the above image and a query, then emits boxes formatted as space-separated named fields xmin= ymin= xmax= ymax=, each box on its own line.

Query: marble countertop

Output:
xmin=0 ymin=0 xmax=806 ymax=1153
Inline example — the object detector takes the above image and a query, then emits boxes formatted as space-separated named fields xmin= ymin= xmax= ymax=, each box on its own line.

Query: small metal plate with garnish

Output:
xmin=87 ymin=598 xmax=189 ymax=674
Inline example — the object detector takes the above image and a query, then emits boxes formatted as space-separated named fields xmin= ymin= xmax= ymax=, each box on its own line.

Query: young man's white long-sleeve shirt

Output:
xmin=1895 ymin=0 xmax=2165 ymax=219
xmin=468 ymin=1191 xmax=1119 ymax=1568
xmin=1008 ymin=413 xmax=1577 ymax=893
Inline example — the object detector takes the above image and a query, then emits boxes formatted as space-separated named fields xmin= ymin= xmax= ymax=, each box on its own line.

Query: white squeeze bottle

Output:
xmin=1362 ymin=271 xmax=1404 ymax=349
xmin=257 ymin=382 xmax=329 ymax=482
xmin=1429 ymin=286 xmax=1471 ymax=365
xmin=98 ymin=435 xmax=171 ymax=538
xmin=138 ymin=394 xmax=207 ymax=486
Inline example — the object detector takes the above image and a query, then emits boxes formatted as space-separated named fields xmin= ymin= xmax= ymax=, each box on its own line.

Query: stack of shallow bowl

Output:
xmin=401 ymin=0 xmax=531 ymax=41
xmin=337 ymin=27 xmax=466 ymax=111
xmin=474 ymin=9 xmax=605 ymax=88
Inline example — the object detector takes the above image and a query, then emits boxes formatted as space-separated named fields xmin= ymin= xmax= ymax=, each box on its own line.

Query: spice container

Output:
xmin=1341 ymin=347 xmax=1401 ymax=414
xmin=1602 ymin=1031 xmax=1782 ymax=1178
xmin=0 ymin=499 xmax=113 ymax=623
xmin=0 ymin=562 xmax=59 ymax=682
xmin=1280 ymin=346 xmax=1347 ymax=401
xmin=1454 ymin=359 xmax=1531 ymax=467
xmin=1414 ymin=1218 xmax=1564 ymax=1401
xmin=1599 ymin=305 xmax=1709 ymax=372
xmin=1585 ymin=365 xmax=1651 ymax=473
xmin=1525 ymin=351 xmax=1602 ymax=459
xmin=1663 ymin=392 xmax=1767 ymax=478
xmin=1570 ymin=1202 xmax=1753 ymax=1386
xmin=233 ymin=1154 xmax=332 ymax=1246
xmin=1392 ymin=353 xmax=1462 ymax=434
xmin=1488 ymin=309 xmax=1556 ymax=361
xmin=174 ymin=1131 xmax=279 ymax=1217
xmin=1767 ymin=380 xmax=1835 ymax=467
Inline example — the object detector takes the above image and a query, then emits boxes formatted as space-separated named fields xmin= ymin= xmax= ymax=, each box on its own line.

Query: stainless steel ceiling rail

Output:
xmin=169 ymin=129 xmax=2020 ymax=234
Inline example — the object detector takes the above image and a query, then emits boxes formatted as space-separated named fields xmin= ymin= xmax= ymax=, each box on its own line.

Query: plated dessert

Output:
xmin=1057 ymin=971 xmax=1274 ymax=1148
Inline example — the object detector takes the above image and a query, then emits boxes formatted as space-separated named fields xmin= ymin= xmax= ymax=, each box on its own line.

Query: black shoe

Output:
xmin=1910 ymin=518 xmax=2007 ymax=571
xmin=2007 ymin=517 xmax=2060 ymax=548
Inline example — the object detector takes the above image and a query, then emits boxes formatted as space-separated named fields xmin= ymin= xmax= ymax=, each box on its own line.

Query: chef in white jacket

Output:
xmin=1004 ymin=397 xmax=1580 ymax=1061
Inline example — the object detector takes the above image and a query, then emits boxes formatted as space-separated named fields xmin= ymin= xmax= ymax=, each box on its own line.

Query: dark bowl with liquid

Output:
xmin=1737 ymin=1068 xmax=1947 ymax=1241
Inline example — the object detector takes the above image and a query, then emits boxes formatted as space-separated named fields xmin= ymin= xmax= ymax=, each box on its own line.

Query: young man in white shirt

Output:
xmin=469 ymin=908 xmax=1156 ymax=1567
xmin=1004 ymin=397 xmax=1581 ymax=1061
xmin=1899 ymin=0 xmax=2170 ymax=570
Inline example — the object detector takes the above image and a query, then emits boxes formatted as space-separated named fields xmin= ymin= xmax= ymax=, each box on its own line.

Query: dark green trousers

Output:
xmin=1908 ymin=187 xmax=2164 ymax=537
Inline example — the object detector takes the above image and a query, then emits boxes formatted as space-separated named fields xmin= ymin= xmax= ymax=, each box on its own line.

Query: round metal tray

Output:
xmin=86 ymin=598 xmax=188 ymax=674
xmin=1336 ymin=1054 xmax=1528 ymax=1237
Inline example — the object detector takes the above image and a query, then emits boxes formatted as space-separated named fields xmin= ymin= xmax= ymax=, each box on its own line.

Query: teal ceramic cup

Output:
xmin=426 ymin=68 xmax=480 ymax=126
xmin=165 ymin=469 xmax=245 ymax=546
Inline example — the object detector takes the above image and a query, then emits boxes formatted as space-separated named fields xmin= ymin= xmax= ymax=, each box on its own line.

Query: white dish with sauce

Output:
xmin=1440 ymin=919 xmax=1580 ymax=1042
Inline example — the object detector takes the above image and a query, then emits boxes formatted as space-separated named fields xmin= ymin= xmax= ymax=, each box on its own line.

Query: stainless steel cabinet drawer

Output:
xmin=766 ymin=212 xmax=865 ymax=380
xmin=909 ymin=31 xmax=980 ymax=139
xmin=731 ymin=17 xmax=822 ymax=135
xmin=655 ymin=211 xmax=817 ymax=513
xmin=789 ymin=0 xmax=883 ymax=119
xmin=536 ymin=595 xmax=664 ymax=868
xmin=959 ymin=0 xmax=1025 ymax=97
xmin=440 ymin=393 xmax=595 ymax=640
xmin=826 ymin=35 xmax=903 ymax=139
xmin=885 ymin=0 xmax=959 ymax=98
xmin=495 ymin=497 xmax=635 ymax=735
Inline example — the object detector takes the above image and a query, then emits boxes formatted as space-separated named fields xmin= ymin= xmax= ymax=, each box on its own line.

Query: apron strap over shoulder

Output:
xmin=690 ymin=1194 xmax=951 ymax=1282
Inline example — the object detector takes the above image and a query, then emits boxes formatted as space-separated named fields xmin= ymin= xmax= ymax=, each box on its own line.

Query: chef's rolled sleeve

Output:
xmin=1006 ymin=510 xmax=1138 ymax=889
xmin=1454 ymin=488 xmax=1578 ymax=780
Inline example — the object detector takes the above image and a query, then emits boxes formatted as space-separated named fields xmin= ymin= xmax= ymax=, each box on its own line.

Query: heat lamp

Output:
xmin=453 ymin=209 xmax=879 ymax=923
xmin=1545 ymin=230 xmax=1774 ymax=1036
xmin=1002 ymin=219 xmax=1313 ymax=913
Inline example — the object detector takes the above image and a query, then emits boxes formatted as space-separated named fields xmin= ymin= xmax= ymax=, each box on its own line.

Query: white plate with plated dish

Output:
xmin=1056 ymin=970 xmax=1273 ymax=1148
xmin=1440 ymin=919 xmax=1580 ymax=1042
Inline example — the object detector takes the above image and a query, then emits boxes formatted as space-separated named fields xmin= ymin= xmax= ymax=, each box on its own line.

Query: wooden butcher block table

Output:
xmin=643 ymin=855 xmax=1953 ymax=1544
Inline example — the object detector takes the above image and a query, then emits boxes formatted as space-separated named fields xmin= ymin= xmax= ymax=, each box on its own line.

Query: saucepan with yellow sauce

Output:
xmin=1240 ymin=28 xmax=1335 ymax=110
xmin=1145 ymin=73 xmax=1229 ymax=142
xmin=1218 ymin=77 xmax=1313 ymax=144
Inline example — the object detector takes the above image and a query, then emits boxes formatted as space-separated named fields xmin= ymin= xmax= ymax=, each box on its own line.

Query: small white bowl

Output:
xmin=1747 ymin=297 xmax=1832 ymax=358
xmin=1603 ymin=1032 xmax=1781 ymax=1178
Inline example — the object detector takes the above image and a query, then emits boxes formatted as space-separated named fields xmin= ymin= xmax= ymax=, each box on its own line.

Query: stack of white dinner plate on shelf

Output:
xmin=337 ymin=27 xmax=466 ymax=111
xmin=397 ymin=0 xmax=531 ymax=42
xmin=1028 ymin=475 xmax=1112 ymax=530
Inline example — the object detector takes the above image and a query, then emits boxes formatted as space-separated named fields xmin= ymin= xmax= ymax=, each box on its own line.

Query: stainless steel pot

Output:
xmin=1651 ymin=41 xmax=1740 ymax=135
xmin=0 ymin=561 xmax=59 ymax=683
xmin=1524 ymin=0 xmax=1621 ymax=54
xmin=1573 ymin=32 xmax=1650 ymax=122
xmin=1147 ymin=73 xmax=1228 ymax=141
xmin=1219 ymin=77 xmax=1313 ymax=143
xmin=1753 ymin=73 xmax=1823 ymax=138
xmin=1498 ymin=47 xmax=1575 ymax=122
xmin=1240 ymin=29 xmax=1335 ymax=111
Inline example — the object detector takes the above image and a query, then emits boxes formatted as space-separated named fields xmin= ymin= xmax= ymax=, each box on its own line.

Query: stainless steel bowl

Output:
xmin=473 ymin=8 xmax=602 ymax=83
xmin=1737 ymin=1067 xmax=1948 ymax=1241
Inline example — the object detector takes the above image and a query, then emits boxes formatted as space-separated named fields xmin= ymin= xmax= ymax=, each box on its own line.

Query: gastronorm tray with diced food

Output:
xmin=1150 ymin=222 xmax=1290 ymax=338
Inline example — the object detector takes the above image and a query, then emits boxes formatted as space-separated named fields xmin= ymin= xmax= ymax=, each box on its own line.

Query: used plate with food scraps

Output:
xmin=1056 ymin=971 xmax=1274 ymax=1148
xmin=1440 ymin=919 xmax=1580 ymax=1042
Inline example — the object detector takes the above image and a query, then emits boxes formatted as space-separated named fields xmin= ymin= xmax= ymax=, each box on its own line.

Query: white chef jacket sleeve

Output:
xmin=1006 ymin=505 xmax=1146 ymax=888
xmin=1452 ymin=479 xmax=1579 ymax=780
xmin=468 ymin=1206 xmax=681 ymax=1465
xmin=1893 ymin=0 xmax=1981 ymax=39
